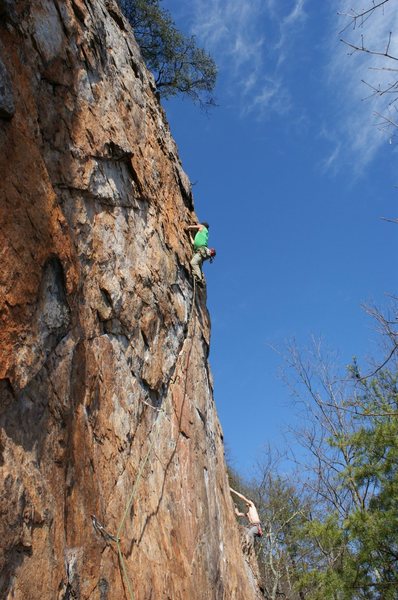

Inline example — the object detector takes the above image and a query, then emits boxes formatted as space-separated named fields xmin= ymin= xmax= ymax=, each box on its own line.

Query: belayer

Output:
xmin=186 ymin=221 xmax=216 ymax=286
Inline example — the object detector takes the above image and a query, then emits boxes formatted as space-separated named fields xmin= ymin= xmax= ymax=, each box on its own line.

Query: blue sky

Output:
xmin=161 ymin=0 xmax=397 ymax=474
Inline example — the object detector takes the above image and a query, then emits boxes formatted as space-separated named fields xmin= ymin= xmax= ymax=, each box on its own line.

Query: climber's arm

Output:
xmin=186 ymin=224 xmax=200 ymax=231
xmin=230 ymin=487 xmax=250 ymax=504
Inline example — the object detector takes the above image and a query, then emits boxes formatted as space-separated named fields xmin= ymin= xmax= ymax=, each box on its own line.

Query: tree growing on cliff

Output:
xmin=118 ymin=0 xmax=217 ymax=107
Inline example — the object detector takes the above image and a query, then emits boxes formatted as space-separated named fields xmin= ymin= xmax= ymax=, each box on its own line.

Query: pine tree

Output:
xmin=118 ymin=0 xmax=217 ymax=106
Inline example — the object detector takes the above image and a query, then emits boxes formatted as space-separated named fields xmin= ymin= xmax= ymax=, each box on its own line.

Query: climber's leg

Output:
xmin=190 ymin=251 xmax=203 ymax=283
xmin=247 ymin=525 xmax=258 ymax=544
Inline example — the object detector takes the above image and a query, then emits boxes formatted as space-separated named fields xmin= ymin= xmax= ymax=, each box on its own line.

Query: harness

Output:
xmin=249 ymin=522 xmax=263 ymax=537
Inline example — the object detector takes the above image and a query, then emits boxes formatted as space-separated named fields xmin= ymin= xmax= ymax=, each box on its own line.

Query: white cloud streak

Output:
xmin=326 ymin=0 xmax=398 ymax=171
xmin=188 ymin=0 xmax=307 ymax=118
xmin=169 ymin=0 xmax=395 ymax=171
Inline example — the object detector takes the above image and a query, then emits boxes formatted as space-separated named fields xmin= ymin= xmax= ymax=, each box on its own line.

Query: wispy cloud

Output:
xmin=320 ymin=133 xmax=342 ymax=175
xmin=325 ymin=0 xmax=398 ymax=171
xmin=186 ymin=0 xmax=307 ymax=118
xmin=284 ymin=0 xmax=306 ymax=26
xmin=275 ymin=0 xmax=307 ymax=65
xmin=243 ymin=77 xmax=292 ymax=120
xmin=191 ymin=0 xmax=265 ymax=77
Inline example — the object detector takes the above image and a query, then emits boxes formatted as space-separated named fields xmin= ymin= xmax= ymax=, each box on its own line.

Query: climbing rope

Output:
xmin=189 ymin=276 xmax=197 ymax=323
xmin=95 ymin=276 xmax=199 ymax=600
xmin=115 ymin=405 xmax=167 ymax=600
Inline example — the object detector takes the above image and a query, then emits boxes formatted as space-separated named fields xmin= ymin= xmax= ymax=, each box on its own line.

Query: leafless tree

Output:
xmin=281 ymin=299 xmax=398 ymax=509
xmin=248 ymin=449 xmax=308 ymax=600
xmin=357 ymin=300 xmax=398 ymax=379
xmin=284 ymin=339 xmax=373 ymax=516
xmin=339 ymin=0 xmax=398 ymax=146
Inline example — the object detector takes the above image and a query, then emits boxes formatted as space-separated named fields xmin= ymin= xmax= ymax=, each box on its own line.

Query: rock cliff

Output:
xmin=0 ymin=1 xmax=262 ymax=598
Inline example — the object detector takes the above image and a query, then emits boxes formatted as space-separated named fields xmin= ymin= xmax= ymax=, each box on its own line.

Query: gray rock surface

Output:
xmin=0 ymin=1 xmax=263 ymax=598
xmin=0 ymin=55 xmax=14 ymax=119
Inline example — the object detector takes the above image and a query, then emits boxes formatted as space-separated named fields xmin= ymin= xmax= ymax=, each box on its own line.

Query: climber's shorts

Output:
xmin=247 ymin=523 xmax=263 ymax=538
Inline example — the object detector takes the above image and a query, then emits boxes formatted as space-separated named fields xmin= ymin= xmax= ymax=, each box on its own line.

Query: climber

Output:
xmin=230 ymin=487 xmax=263 ymax=544
xmin=186 ymin=222 xmax=216 ymax=286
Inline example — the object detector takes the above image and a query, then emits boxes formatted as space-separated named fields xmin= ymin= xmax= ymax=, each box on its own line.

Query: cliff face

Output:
xmin=0 ymin=1 xmax=262 ymax=599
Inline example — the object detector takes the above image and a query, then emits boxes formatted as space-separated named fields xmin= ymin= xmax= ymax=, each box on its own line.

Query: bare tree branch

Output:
xmin=340 ymin=36 xmax=398 ymax=61
xmin=338 ymin=0 xmax=392 ymax=33
xmin=380 ymin=216 xmax=398 ymax=223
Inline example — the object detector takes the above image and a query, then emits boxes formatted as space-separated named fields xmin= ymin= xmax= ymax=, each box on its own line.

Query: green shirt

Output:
xmin=194 ymin=227 xmax=209 ymax=249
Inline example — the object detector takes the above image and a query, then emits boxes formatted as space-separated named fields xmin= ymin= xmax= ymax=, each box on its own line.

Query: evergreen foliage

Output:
xmin=229 ymin=306 xmax=398 ymax=599
xmin=118 ymin=0 xmax=217 ymax=106
xmin=337 ymin=369 xmax=398 ymax=597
